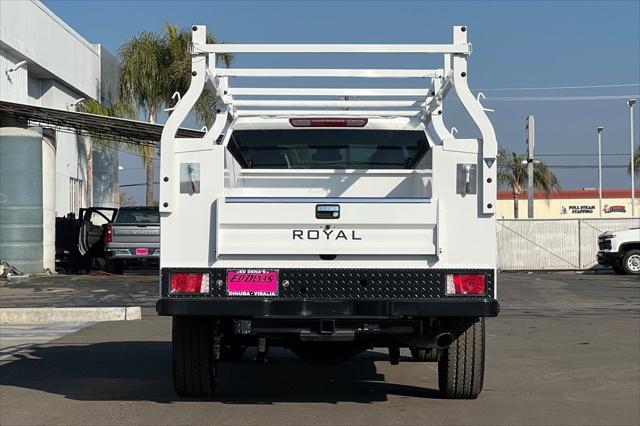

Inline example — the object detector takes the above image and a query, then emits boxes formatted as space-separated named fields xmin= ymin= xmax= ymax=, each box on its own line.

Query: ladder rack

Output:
xmin=160 ymin=25 xmax=498 ymax=215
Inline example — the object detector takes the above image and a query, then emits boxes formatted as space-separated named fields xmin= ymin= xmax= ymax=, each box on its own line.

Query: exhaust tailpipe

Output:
xmin=435 ymin=332 xmax=454 ymax=349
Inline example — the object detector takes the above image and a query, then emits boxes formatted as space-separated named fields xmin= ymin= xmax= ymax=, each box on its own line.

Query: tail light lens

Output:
xmin=105 ymin=224 xmax=112 ymax=243
xmin=289 ymin=118 xmax=368 ymax=127
xmin=170 ymin=273 xmax=210 ymax=294
xmin=446 ymin=274 xmax=486 ymax=295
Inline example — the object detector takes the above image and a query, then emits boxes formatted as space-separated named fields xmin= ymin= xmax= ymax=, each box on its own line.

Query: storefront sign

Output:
xmin=561 ymin=205 xmax=596 ymax=215
xmin=603 ymin=204 xmax=626 ymax=214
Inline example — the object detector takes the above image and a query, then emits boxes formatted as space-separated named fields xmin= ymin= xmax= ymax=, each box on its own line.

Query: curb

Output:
xmin=0 ymin=307 xmax=142 ymax=324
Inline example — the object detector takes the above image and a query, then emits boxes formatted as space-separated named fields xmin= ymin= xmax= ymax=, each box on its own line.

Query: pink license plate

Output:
xmin=135 ymin=248 xmax=149 ymax=256
xmin=227 ymin=269 xmax=278 ymax=297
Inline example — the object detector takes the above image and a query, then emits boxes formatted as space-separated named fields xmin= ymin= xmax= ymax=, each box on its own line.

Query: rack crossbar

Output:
xmin=218 ymin=68 xmax=442 ymax=78
xmin=228 ymin=88 xmax=427 ymax=97
xmin=235 ymin=109 xmax=421 ymax=117
xmin=192 ymin=43 xmax=471 ymax=54
xmin=234 ymin=99 xmax=425 ymax=108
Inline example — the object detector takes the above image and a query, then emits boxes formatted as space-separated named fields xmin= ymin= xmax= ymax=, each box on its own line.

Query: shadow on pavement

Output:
xmin=0 ymin=342 xmax=440 ymax=403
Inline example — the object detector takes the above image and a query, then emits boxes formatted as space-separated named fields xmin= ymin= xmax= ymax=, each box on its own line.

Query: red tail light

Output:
xmin=105 ymin=224 xmax=112 ymax=243
xmin=446 ymin=274 xmax=485 ymax=295
xmin=289 ymin=118 xmax=368 ymax=127
xmin=170 ymin=273 xmax=209 ymax=294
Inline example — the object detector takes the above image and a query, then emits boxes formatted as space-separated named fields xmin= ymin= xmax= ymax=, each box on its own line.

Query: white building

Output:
xmin=0 ymin=0 xmax=119 ymax=272
xmin=1 ymin=0 xmax=120 ymax=213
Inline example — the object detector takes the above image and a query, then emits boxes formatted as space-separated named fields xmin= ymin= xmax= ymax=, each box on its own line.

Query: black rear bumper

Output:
xmin=156 ymin=298 xmax=499 ymax=318
xmin=157 ymin=267 xmax=499 ymax=319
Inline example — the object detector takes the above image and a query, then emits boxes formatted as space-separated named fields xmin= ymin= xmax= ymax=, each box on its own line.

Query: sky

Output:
xmin=43 ymin=0 xmax=640 ymax=203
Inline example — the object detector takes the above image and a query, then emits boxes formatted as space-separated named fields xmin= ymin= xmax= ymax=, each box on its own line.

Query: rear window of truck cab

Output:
xmin=228 ymin=129 xmax=429 ymax=169
xmin=114 ymin=208 xmax=159 ymax=224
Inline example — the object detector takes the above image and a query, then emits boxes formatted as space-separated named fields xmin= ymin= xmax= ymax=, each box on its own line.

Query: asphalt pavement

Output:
xmin=0 ymin=272 xmax=638 ymax=425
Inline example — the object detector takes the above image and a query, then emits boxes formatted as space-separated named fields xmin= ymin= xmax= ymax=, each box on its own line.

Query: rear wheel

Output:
xmin=622 ymin=249 xmax=640 ymax=275
xmin=410 ymin=347 xmax=427 ymax=362
xmin=105 ymin=259 xmax=124 ymax=274
xmin=172 ymin=316 xmax=217 ymax=397
xmin=438 ymin=317 xmax=485 ymax=399
xmin=611 ymin=260 xmax=625 ymax=275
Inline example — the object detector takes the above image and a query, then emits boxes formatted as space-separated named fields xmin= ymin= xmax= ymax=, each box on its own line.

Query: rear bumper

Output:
xmin=157 ymin=267 xmax=499 ymax=319
xmin=105 ymin=247 xmax=160 ymax=260
xmin=156 ymin=298 xmax=499 ymax=318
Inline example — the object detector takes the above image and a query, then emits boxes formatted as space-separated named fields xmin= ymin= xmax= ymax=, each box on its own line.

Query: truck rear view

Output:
xmin=157 ymin=25 xmax=499 ymax=399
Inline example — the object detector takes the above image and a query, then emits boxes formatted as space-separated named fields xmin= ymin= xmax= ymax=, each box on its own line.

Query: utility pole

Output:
xmin=597 ymin=127 xmax=604 ymax=217
xmin=628 ymin=99 xmax=636 ymax=216
xmin=526 ymin=115 xmax=535 ymax=218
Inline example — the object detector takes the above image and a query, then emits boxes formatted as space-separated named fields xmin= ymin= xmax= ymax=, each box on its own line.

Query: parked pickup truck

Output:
xmin=104 ymin=207 xmax=159 ymax=274
xmin=597 ymin=227 xmax=640 ymax=275
xmin=157 ymin=25 xmax=499 ymax=400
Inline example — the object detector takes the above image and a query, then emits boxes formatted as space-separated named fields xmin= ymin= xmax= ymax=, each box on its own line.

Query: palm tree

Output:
xmin=76 ymin=99 xmax=136 ymax=205
xmin=630 ymin=145 xmax=639 ymax=178
xmin=497 ymin=148 xmax=561 ymax=218
xmin=164 ymin=23 xmax=233 ymax=128
xmin=119 ymin=25 xmax=232 ymax=205
xmin=119 ymin=31 xmax=167 ymax=206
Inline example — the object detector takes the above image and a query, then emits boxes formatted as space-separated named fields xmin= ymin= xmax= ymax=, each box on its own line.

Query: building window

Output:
xmin=69 ymin=177 xmax=84 ymax=215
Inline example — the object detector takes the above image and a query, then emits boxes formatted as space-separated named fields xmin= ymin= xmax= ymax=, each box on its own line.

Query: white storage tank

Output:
xmin=0 ymin=127 xmax=56 ymax=273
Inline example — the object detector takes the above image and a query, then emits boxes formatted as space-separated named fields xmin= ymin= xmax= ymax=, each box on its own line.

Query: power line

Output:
xmin=537 ymin=153 xmax=630 ymax=157
xmin=119 ymin=166 xmax=160 ymax=171
xmin=485 ymin=95 xmax=639 ymax=101
xmin=120 ymin=182 xmax=160 ymax=187
xmin=476 ymin=83 xmax=640 ymax=91
xmin=496 ymin=164 xmax=631 ymax=169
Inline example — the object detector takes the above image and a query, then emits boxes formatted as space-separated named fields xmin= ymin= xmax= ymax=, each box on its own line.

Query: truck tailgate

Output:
xmin=219 ymin=199 xmax=437 ymax=255
xmin=111 ymin=225 xmax=160 ymax=245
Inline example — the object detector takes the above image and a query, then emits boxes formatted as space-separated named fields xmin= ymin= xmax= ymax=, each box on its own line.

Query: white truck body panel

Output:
xmin=158 ymin=25 xmax=498 ymax=278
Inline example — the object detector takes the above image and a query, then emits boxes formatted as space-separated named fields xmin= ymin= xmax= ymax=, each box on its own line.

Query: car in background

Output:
xmin=597 ymin=227 xmax=640 ymax=275
xmin=104 ymin=207 xmax=160 ymax=274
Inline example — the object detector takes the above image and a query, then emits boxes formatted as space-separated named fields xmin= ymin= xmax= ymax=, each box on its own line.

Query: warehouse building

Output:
xmin=497 ymin=189 xmax=640 ymax=219
xmin=0 ymin=0 xmax=119 ymax=273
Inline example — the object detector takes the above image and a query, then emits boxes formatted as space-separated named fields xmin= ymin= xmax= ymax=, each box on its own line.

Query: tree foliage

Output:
xmin=119 ymin=24 xmax=233 ymax=127
xmin=76 ymin=98 xmax=139 ymax=153
xmin=630 ymin=145 xmax=639 ymax=177
xmin=116 ymin=24 xmax=233 ymax=204
xmin=497 ymin=148 xmax=561 ymax=218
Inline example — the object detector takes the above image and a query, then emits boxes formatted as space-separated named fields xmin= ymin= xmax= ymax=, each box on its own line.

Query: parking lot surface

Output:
xmin=0 ymin=272 xmax=638 ymax=425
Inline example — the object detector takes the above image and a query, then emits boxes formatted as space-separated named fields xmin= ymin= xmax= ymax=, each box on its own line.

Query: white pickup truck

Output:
xmin=157 ymin=25 xmax=499 ymax=399
xmin=597 ymin=227 xmax=640 ymax=275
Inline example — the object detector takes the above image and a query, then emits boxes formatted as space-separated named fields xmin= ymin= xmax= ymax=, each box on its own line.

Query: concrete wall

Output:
xmin=98 ymin=46 xmax=120 ymax=104
xmin=36 ymin=80 xmax=90 ymax=216
xmin=0 ymin=0 xmax=100 ymax=99
xmin=0 ymin=47 xmax=28 ymax=104
xmin=498 ymin=197 xmax=640 ymax=219
xmin=0 ymin=0 xmax=120 ymax=216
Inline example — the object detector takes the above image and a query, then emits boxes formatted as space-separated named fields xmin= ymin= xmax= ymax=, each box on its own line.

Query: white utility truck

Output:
xmin=157 ymin=25 xmax=499 ymax=399
xmin=597 ymin=227 xmax=640 ymax=275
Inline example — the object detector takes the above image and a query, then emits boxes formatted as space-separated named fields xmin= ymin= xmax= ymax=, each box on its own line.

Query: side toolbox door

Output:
xmin=78 ymin=207 xmax=118 ymax=256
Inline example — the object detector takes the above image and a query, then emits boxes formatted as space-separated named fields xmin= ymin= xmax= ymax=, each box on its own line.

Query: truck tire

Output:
xmin=105 ymin=259 xmax=124 ymax=275
xmin=172 ymin=316 xmax=217 ymax=397
xmin=611 ymin=261 xmax=625 ymax=275
xmin=622 ymin=249 xmax=640 ymax=275
xmin=438 ymin=317 xmax=485 ymax=399
xmin=410 ymin=347 xmax=427 ymax=362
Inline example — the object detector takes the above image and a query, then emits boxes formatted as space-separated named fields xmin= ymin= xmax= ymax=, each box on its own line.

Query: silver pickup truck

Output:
xmin=104 ymin=207 xmax=159 ymax=274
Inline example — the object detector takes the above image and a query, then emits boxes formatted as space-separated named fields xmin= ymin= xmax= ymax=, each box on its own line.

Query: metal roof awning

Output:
xmin=0 ymin=100 xmax=205 ymax=145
